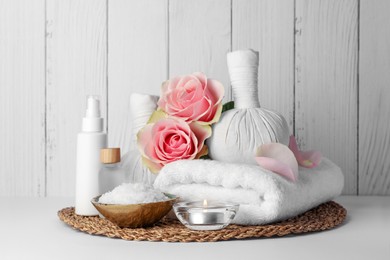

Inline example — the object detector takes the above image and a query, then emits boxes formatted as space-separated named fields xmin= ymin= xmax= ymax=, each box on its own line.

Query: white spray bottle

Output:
xmin=75 ymin=95 xmax=107 ymax=216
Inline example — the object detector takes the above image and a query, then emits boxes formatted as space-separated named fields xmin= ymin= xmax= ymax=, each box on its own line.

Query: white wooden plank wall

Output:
xmin=232 ymin=0 xmax=295 ymax=133
xmin=108 ymin=0 xmax=168 ymax=153
xmin=169 ymin=0 xmax=231 ymax=100
xmin=295 ymin=0 xmax=358 ymax=194
xmin=359 ymin=0 xmax=390 ymax=195
xmin=46 ymin=0 xmax=107 ymax=196
xmin=0 ymin=0 xmax=46 ymax=196
xmin=0 ymin=0 xmax=389 ymax=196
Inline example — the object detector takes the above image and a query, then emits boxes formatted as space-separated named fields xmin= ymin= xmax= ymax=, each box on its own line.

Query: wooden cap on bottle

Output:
xmin=100 ymin=148 xmax=121 ymax=164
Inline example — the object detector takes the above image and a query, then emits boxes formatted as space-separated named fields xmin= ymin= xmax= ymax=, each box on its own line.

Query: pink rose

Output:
xmin=137 ymin=116 xmax=211 ymax=173
xmin=157 ymin=72 xmax=224 ymax=124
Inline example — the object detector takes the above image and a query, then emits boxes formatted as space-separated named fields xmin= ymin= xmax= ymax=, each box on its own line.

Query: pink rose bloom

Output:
xmin=137 ymin=117 xmax=211 ymax=173
xmin=158 ymin=72 xmax=224 ymax=124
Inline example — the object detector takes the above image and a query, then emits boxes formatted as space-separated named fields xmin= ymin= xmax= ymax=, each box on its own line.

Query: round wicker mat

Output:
xmin=58 ymin=201 xmax=346 ymax=242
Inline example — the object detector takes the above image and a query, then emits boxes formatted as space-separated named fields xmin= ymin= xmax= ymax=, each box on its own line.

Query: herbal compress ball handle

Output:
xmin=227 ymin=49 xmax=261 ymax=109
xmin=207 ymin=49 xmax=290 ymax=165
xmin=129 ymin=93 xmax=159 ymax=149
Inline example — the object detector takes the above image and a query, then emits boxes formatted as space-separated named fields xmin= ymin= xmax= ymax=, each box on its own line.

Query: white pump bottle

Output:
xmin=75 ymin=95 xmax=107 ymax=216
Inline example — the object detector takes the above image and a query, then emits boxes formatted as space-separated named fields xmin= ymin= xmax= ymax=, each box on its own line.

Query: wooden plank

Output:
xmin=0 ymin=0 xmax=45 ymax=196
xmin=46 ymin=0 xmax=107 ymax=196
xmin=232 ymin=0 xmax=294 ymax=132
xmin=108 ymin=0 xmax=168 ymax=153
xmin=169 ymin=0 xmax=231 ymax=100
xmin=359 ymin=0 xmax=390 ymax=195
xmin=295 ymin=0 xmax=358 ymax=194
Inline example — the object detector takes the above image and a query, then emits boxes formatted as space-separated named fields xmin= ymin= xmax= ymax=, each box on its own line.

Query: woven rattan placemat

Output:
xmin=58 ymin=201 xmax=346 ymax=242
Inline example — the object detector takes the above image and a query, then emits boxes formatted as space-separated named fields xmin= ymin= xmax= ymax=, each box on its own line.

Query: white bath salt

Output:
xmin=98 ymin=182 xmax=169 ymax=204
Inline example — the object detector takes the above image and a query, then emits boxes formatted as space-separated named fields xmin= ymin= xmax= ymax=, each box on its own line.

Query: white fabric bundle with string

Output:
xmin=207 ymin=49 xmax=290 ymax=165
xmin=121 ymin=93 xmax=158 ymax=185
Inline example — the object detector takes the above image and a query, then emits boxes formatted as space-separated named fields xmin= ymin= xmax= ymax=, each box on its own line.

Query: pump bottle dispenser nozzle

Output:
xmin=82 ymin=95 xmax=103 ymax=132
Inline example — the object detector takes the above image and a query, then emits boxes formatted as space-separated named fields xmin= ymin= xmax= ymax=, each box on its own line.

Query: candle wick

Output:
xmin=203 ymin=199 xmax=208 ymax=213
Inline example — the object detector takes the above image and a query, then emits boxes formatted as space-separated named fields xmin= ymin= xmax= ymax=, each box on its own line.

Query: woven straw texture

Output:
xmin=58 ymin=201 xmax=346 ymax=242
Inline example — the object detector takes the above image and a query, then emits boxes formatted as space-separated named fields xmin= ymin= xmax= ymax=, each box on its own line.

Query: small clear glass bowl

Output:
xmin=173 ymin=201 xmax=239 ymax=231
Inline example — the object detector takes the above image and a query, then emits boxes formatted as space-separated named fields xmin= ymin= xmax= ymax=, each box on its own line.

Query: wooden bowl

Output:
xmin=91 ymin=193 xmax=178 ymax=228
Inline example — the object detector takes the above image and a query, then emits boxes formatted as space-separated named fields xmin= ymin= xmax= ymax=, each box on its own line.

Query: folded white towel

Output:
xmin=154 ymin=158 xmax=344 ymax=225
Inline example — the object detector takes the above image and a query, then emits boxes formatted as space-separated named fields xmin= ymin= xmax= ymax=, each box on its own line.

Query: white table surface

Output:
xmin=1 ymin=196 xmax=389 ymax=260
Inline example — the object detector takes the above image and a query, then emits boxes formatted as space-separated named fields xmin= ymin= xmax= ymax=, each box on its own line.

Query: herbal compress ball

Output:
xmin=207 ymin=49 xmax=290 ymax=164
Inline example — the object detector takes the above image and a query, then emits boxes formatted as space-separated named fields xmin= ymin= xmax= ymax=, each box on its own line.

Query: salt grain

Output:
xmin=98 ymin=183 xmax=168 ymax=204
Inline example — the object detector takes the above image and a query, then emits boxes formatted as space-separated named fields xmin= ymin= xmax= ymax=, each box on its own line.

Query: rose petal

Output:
xmin=137 ymin=123 xmax=154 ymax=155
xmin=192 ymin=72 xmax=207 ymax=86
xmin=189 ymin=122 xmax=212 ymax=150
xmin=198 ymin=102 xmax=223 ymax=125
xmin=157 ymin=72 xmax=224 ymax=124
xmin=141 ymin=156 xmax=162 ymax=174
xmin=177 ymin=75 xmax=196 ymax=87
xmin=166 ymin=77 xmax=181 ymax=92
xmin=195 ymin=144 xmax=209 ymax=159
xmin=137 ymin=116 xmax=211 ymax=173
xmin=147 ymin=110 xmax=168 ymax=124
xmin=288 ymin=135 xmax=302 ymax=160
xmin=196 ymin=79 xmax=224 ymax=123
xmin=255 ymin=142 xmax=299 ymax=182
xmin=255 ymin=157 xmax=298 ymax=182
xmin=288 ymin=135 xmax=322 ymax=168
xmin=174 ymin=98 xmax=206 ymax=122
xmin=299 ymin=150 xmax=322 ymax=168
xmin=205 ymin=79 xmax=225 ymax=104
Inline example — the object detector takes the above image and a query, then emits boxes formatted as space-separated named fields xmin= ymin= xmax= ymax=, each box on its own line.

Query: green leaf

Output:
xmin=199 ymin=154 xmax=211 ymax=160
xmin=221 ymin=101 xmax=234 ymax=113
xmin=147 ymin=109 xmax=167 ymax=124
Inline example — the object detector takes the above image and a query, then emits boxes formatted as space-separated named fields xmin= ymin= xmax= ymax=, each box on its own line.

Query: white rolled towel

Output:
xmin=154 ymin=158 xmax=344 ymax=225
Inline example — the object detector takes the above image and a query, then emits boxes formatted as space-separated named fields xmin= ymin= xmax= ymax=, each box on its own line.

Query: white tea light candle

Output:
xmin=188 ymin=200 xmax=225 ymax=224
xmin=188 ymin=212 xmax=225 ymax=225
xmin=173 ymin=200 xmax=239 ymax=231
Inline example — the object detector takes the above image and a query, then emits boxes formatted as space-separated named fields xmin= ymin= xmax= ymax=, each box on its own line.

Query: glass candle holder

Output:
xmin=173 ymin=200 xmax=239 ymax=231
